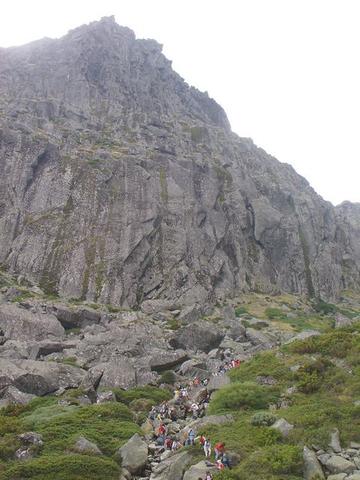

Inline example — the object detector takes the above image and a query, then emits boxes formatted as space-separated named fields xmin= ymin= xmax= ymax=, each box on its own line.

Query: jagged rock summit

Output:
xmin=0 ymin=16 xmax=359 ymax=307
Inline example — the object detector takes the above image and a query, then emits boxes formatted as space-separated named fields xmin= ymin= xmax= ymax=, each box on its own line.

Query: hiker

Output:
xmin=156 ymin=434 xmax=165 ymax=446
xmin=188 ymin=428 xmax=195 ymax=446
xmin=191 ymin=402 xmax=199 ymax=419
xmin=216 ymin=459 xmax=225 ymax=470
xmin=222 ymin=452 xmax=231 ymax=469
xmin=164 ymin=436 xmax=173 ymax=450
xmin=169 ymin=407 xmax=177 ymax=421
xmin=199 ymin=434 xmax=206 ymax=447
xmin=172 ymin=439 xmax=181 ymax=451
xmin=205 ymin=471 xmax=213 ymax=479
xmin=214 ymin=441 xmax=225 ymax=460
xmin=149 ymin=406 xmax=156 ymax=421
xmin=204 ymin=438 xmax=211 ymax=457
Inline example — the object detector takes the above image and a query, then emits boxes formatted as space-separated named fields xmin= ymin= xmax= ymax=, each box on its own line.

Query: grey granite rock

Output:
xmin=0 ymin=17 xmax=358 ymax=308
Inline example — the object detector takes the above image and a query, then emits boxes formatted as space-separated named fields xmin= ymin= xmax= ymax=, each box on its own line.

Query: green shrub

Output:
xmin=0 ymin=416 xmax=23 ymax=435
xmin=286 ymin=331 xmax=353 ymax=358
xmin=113 ymin=386 xmax=171 ymax=406
xmin=229 ymin=351 xmax=292 ymax=384
xmin=251 ymin=411 xmax=277 ymax=426
xmin=166 ymin=318 xmax=181 ymax=330
xmin=22 ymin=402 xmax=138 ymax=456
xmin=208 ymin=382 xmax=280 ymax=414
xmin=265 ymin=307 xmax=286 ymax=320
xmin=0 ymin=434 xmax=21 ymax=460
xmin=234 ymin=306 xmax=248 ymax=317
xmin=295 ymin=358 xmax=332 ymax=393
xmin=1 ymin=454 xmax=120 ymax=480
xmin=240 ymin=444 xmax=302 ymax=476
xmin=159 ymin=370 xmax=176 ymax=385
xmin=313 ymin=299 xmax=337 ymax=315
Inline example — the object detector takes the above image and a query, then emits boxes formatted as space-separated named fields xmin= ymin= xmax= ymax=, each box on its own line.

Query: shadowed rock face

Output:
xmin=0 ymin=16 xmax=359 ymax=307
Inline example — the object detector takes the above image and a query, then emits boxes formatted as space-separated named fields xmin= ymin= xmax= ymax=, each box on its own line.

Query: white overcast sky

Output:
xmin=1 ymin=0 xmax=359 ymax=206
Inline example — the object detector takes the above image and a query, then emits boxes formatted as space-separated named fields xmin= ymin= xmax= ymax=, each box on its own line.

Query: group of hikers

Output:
xmin=146 ymin=359 xmax=243 ymax=476
xmin=215 ymin=358 xmax=242 ymax=375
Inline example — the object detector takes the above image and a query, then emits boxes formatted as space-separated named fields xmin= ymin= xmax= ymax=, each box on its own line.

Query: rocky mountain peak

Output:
xmin=0 ymin=17 xmax=230 ymax=132
xmin=0 ymin=18 xmax=359 ymax=307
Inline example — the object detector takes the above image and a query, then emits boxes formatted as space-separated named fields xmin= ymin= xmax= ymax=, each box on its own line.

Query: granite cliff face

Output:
xmin=0 ymin=16 xmax=359 ymax=307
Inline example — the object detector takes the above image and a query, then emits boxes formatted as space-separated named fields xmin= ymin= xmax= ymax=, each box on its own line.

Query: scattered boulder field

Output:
xmin=1 ymin=267 xmax=360 ymax=479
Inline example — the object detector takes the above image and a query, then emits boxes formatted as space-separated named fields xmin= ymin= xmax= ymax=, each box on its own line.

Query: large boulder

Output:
xmin=116 ymin=433 xmax=148 ymax=475
xmin=303 ymin=446 xmax=325 ymax=480
xmin=245 ymin=328 xmax=277 ymax=348
xmin=171 ymin=321 xmax=224 ymax=353
xmin=52 ymin=305 xmax=101 ymax=329
xmin=329 ymin=428 xmax=342 ymax=453
xmin=183 ymin=414 xmax=234 ymax=434
xmin=207 ymin=374 xmax=231 ymax=392
xmin=74 ymin=436 xmax=102 ymax=455
xmin=325 ymin=456 xmax=356 ymax=474
xmin=0 ymin=385 xmax=35 ymax=407
xmin=183 ymin=461 xmax=217 ymax=480
xmin=150 ymin=450 xmax=192 ymax=480
xmin=0 ymin=359 xmax=85 ymax=395
xmin=89 ymin=358 xmax=156 ymax=390
xmin=0 ymin=304 xmax=64 ymax=341
xmin=270 ymin=418 xmax=294 ymax=437
xmin=148 ymin=349 xmax=188 ymax=372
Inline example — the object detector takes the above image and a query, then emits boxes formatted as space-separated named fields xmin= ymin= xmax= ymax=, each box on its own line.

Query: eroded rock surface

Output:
xmin=0 ymin=17 xmax=359 ymax=307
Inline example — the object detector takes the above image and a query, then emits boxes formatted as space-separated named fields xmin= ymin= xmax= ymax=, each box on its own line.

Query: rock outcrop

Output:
xmin=0 ymin=16 xmax=359 ymax=307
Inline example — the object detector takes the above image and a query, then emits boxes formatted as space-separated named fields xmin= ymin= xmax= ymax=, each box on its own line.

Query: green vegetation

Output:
xmin=265 ymin=307 xmax=287 ymax=320
xmin=159 ymin=370 xmax=176 ymax=385
xmin=112 ymin=385 xmax=171 ymax=406
xmin=166 ymin=317 xmax=181 ymax=330
xmin=209 ymin=382 xmax=280 ymax=414
xmin=203 ymin=320 xmax=360 ymax=480
xmin=1 ymin=454 xmax=120 ymax=480
xmin=251 ymin=411 xmax=277 ymax=427
xmin=234 ymin=306 xmax=248 ymax=317
xmin=0 ymin=392 xmax=150 ymax=478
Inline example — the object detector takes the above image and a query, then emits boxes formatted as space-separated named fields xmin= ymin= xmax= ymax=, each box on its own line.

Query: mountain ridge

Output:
xmin=0 ymin=17 xmax=359 ymax=307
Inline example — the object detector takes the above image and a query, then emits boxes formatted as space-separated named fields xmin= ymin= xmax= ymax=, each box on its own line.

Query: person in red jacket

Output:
xmin=214 ymin=442 xmax=225 ymax=460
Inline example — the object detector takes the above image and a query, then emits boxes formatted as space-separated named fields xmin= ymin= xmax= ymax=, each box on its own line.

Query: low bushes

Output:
xmin=208 ymin=382 xmax=280 ymax=414
xmin=229 ymin=351 xmax=292 ymax=384
xmin=113 ymin=385 xmax=171 ymax=406
xmin=251 ymin=411 xmax=277 ymax=427
xmin=1 ymin=454 xmax=120 ymax=480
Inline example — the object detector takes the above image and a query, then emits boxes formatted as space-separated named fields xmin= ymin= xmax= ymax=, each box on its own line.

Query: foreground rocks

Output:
xmin=116 ymin=434 xmax=148 ymax=475
xmin=0 ymin=359 xmax=85 ymax=395
xmin=304 ymin=432 xmax=360 ymax=480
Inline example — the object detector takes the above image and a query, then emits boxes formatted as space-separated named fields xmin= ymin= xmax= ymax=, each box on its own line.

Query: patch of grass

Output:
xmin=234 ymin=306 xmax=248 ymax=317
xmin=251 ymin=411 xmax=277 ymax=426
xmin=285 ymin=330 xmax=359 ymax=358
xmin=229 ymin=351 xmax=293 ymax=385
xmin=208 ymin=382 xmax=280 ymax=414
xmin=166 ymin=318 xmax=181 ymax=330
xmin=159 ymin=370 xmax=176 ymax=385
xmin=10 ymin=290 xmax=35 ymax=303
xmin=60 ymin=357 xmax=79 ymax=367
xmin=312 ymin=299 xmax=338 ymax=315
xmin=236 ymin=444 xmax=302 ymax=479
xmin=113 ymin=386 xmax=171 ymax=406
xmin=271 ymin=314 xmax=334 ymax=333
xmin=265 ymin=308 xmax=287 ymax=320
xmin=1 ymin=454 xmax=120 ymax=480
xmin=23 ymin=402 xmax=138 ymax=456
xmin=106 ymin=304 xmax=122 ymax=313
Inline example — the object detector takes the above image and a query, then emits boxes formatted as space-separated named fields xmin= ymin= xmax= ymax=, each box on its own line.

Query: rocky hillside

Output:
xmin=1 ymin=267 xmax=360 ymax=479
xmin=0 ymin=16 xmax=359 ymax=307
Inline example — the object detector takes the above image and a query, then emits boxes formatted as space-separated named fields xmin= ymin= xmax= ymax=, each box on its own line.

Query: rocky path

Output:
xmin=118 ymin=365 xmax=235 ymax=480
